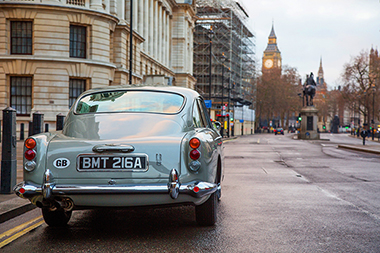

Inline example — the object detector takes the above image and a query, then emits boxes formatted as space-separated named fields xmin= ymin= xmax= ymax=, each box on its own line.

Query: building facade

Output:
xmin=0 ymin=0 xmax=196 ymax=133
xmin=193 ymin=0 xmax=255 ymax=136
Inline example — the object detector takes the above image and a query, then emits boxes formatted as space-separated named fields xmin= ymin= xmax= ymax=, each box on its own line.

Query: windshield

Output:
xmin=75 ymin=90 xmax=184 ymax=114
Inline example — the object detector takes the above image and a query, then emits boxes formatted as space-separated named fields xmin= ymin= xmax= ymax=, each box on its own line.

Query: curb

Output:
xmin=337 ymin=144 xmax=380 ymax=155
xmin=0 ymin=197 xmax=36 ymax=224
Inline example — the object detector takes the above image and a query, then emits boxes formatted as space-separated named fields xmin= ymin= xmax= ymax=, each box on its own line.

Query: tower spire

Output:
xmin=318 ymin=57 xmax=323 ymax=76
xmin=269 ymin=22 xmax=276 ymax=38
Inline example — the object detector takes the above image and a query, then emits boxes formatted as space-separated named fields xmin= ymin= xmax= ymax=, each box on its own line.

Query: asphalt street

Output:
xmin=1 ymin=133 xmax=380 ymax=252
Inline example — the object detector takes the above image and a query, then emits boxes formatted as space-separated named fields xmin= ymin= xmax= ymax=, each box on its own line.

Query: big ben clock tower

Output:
xmin=262 ymin=24 xmax=282 ymax=73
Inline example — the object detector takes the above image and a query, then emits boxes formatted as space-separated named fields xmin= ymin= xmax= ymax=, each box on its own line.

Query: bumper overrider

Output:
xmin=14 ymin=169 xmax=219 ymax=204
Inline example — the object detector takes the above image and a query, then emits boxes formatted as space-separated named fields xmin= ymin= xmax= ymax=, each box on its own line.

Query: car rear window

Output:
xmin=75 ymin=90 xmax=184 ymax=114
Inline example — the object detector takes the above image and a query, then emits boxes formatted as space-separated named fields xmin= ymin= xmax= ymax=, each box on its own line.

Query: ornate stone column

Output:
xmin=158 ymin=3 xmax=162 ymax=63
xmin=90 ymin=0 xmax=103 ymax=11
xmin=138 ymin=0 xmax=143 ymax=35
xmin=154 ymin=0 xmax=158 ymax=59
xmin=116 ymin=0 xmax=125 ymax=21
xmin=149 ymin=0 xmax=154 ymax=56
xmin=144 ymin=0 xmax=149 ymax=52
xmin=133 ymin=0 xmax=138 ymax=30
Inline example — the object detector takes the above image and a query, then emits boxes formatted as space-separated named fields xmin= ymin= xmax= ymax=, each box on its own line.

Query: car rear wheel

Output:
xmin=196 ymin=192 xmax=217 ymax=226
xmin=42 ymin=208 xmax=72 ymax=227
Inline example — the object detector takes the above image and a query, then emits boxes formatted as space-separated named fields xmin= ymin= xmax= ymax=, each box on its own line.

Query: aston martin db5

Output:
xmin=14 ymin=86 xmax=224 ymax=226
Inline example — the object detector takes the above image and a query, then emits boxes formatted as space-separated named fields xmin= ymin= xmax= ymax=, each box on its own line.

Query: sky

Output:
xmin=239 ymin=0 xmax=380 ymax=89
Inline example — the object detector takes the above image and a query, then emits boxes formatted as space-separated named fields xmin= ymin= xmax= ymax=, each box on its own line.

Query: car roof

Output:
xmin=80 ymin=85 xmax=201 ymax=99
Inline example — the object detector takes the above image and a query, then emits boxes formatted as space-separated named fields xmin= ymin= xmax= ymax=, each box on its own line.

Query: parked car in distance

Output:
xmin=275 ymin=128 xmax=284 ymax=135
xmin=14 ymin=86 xmax=224 ymax=227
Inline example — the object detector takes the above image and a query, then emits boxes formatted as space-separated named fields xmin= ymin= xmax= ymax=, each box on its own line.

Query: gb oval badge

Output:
xmin=53 ymin=158 xmax=70 ymax=169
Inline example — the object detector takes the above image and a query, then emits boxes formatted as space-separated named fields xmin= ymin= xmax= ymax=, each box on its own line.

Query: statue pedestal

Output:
xmin=298 ymin=106 xmax=320 ymax=140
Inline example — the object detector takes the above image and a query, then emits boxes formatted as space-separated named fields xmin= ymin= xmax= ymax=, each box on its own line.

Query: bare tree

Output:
xmin=255 ymin=66 xmax=300 ymax=130
xmin=341 ymin=50 xmax=378 ymax=125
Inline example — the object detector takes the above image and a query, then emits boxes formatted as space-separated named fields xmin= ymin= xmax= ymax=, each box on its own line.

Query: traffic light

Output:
xmin=323 ymin=125 xmax=326 ymax=130
xmin=298 ymin=113 xmax=302 ymax=121
xmin=230 ymin=117 xmax=234 ymax=122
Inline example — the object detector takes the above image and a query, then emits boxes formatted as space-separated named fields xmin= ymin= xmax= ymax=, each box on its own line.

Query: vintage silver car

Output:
xmin=14 ymin=86 xmax=224 ymax=226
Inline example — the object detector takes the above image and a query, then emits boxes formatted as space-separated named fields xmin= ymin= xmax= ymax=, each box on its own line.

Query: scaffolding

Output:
xmin=193 ymin=0 xmax=256 ymax=115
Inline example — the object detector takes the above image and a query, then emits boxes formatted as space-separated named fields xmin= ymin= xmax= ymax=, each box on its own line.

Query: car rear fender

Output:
xmin=23 ymin=132 xmax=58 ymax=185
xmin=179 ymin=130 xmax=220 ymax=184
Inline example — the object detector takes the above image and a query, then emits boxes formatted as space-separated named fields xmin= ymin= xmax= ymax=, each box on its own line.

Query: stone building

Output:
xmin=0 ymin=0 xmax=196 ymax=133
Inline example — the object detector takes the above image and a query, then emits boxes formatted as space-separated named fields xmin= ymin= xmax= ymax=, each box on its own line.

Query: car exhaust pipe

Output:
xmin=36 ymin=197 xmax=74 ymax=211
xmin=57 ymin=198 xmax=74 ymax=212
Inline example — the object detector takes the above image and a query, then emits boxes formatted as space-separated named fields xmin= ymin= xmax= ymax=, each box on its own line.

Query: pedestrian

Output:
xmin=361 ymin=128 xmax=367 ymax=145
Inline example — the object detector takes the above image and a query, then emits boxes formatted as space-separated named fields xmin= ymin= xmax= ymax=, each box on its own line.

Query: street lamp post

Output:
xmin=129 ymin=0 xmax=133 ymax=85
xmin=221 ymin=53 xmax=226 ymax=137
xmin=208 ymin=27 xmax=214 ymax=115
xmin=372 ymin=84 xmax=376 ymax=140
xmin=227 ymin=68 xmax=231 ymax=138
xmin=241 ymin=102 xmax=244 ymax=135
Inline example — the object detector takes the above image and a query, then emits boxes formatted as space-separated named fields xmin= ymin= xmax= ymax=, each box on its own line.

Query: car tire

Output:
xmin=42 ymin=208 xmax=72 ymax=227
xmin=196 ymin=192 xmax=217 ymax=226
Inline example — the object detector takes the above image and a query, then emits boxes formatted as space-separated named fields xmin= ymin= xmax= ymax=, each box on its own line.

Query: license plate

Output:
xmin=77 ymin=154 xmax=148 ymax=171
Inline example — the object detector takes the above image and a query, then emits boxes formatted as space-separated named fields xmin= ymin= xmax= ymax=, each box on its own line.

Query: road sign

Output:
xmin=204 ymin=100 xmax=212 ymax=108
xmin=239 ymin=119 xmax=244 ymax=123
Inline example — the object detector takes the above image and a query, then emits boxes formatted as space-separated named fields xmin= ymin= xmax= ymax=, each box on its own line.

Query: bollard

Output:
xmin=20 ymin=123 xmax=25 ymax=140
xmin=32 ymin=111 xmax=44 ymax=135
xmin=45 ymin=123 xmax=49 ymax=132
xmin=1 ymin=107 xmax=17 ymax=194
xmin=56 ymin=113 xmax=65 ymax=131
xmin=28 ymin=121 xmax=33 ymax=137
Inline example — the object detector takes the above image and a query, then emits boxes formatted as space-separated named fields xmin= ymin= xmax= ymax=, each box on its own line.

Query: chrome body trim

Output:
xmin=92 ymin=144 xmax=135 ymax=153
xmin=13 ymin=180 xmax=217 ymax=201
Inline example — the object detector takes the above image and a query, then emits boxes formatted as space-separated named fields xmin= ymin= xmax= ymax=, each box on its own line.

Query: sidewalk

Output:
xmin=339 ymin=134 xmax=380 ymax=154
xmin=0 ymin=135 xmax=379 ymax=223
xmin=0 ymin=141 xmax=35 ymax=223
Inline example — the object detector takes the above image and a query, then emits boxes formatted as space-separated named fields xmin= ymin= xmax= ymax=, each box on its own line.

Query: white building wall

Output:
xmin=0 ymin=0 xmax=196 ymax=136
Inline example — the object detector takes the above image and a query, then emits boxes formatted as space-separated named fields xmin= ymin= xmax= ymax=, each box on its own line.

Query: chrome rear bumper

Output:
xmin=14 ymin=169 xmax=218 ymax=201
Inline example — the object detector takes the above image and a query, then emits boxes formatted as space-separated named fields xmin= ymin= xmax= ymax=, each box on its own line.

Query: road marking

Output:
xmin=0 ymin=216 xmax=44 ymax=249
xmin=257 ymin=139 xmax=260 ymax=144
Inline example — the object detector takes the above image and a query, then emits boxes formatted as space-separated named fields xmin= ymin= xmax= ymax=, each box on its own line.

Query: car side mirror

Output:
xmin=213 ymin=121 xmax=221 ymax=131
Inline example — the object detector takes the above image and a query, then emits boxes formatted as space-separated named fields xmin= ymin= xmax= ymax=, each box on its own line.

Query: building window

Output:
xmin=10 ymin=76 xmax=32 ymax=115
xmin=70 ymin=25 xmax=86 ymax=58
xmin=69 ymin=79 xmax=86 ymax=108
xmin=11 ymin=21 xmax=33 ymax=55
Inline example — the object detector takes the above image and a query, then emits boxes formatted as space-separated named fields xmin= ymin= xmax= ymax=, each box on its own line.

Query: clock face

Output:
xmin=264 ymin=59 xmax=273 ymax=68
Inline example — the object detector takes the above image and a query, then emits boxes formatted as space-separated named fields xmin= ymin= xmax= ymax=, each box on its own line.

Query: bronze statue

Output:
xmin=303 ymin=72 xmax=317 ymax=106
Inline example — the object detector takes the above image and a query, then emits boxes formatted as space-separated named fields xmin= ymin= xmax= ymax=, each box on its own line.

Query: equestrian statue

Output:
xmin=303 ymin=72 xmax=317 ymax=106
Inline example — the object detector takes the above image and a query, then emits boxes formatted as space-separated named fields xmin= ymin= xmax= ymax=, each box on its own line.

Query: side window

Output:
xmin=197 ymin=99 xmax=212 ymax=128
xmin=192 ymin=100 xmax=207 ymax=128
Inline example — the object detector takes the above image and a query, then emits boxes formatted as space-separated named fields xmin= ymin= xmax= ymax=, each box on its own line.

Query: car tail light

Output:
xmin=24 ymin=138 xmax=37 ymax=171
xmin=190 ymin=149 xmax=200 ymax=160
xmin=25 ymin=138 xmax=36 ymax=149
xmin=189 ymin=137 xmax=201 ymax=172
xmin=25 ymin=149 xmax=36 ymax=160
xmin=189 ymin=138 xmax=200 ymax=149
